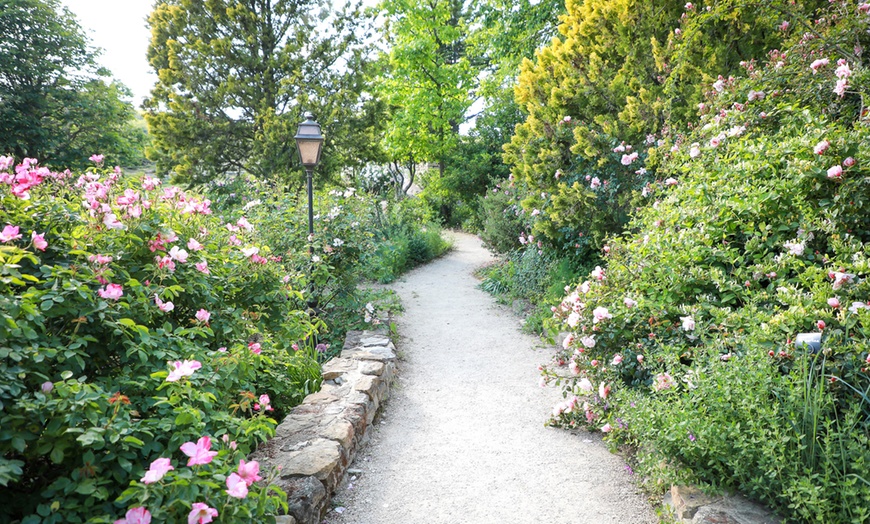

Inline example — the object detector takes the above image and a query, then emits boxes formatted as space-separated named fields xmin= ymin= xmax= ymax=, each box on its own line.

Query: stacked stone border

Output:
xmin=252 ymin=330 xmax=397 ymax=524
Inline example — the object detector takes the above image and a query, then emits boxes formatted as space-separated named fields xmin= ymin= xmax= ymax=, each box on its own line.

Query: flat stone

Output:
xmin=377 ymin=379 xmax=389 ymax=402
xmin=275 ymin=414 xmax=355 ymax=452
xmin=359 ymin=360 xmax=385 ymax=376
xmin=276 ymin=438 xmax=342 ymax=483
xmin=354 ymin=374 xmax=379 ymax=400
xmin=697 ymin=495 xmax=782 ymax=524
xmin=302 ymin=389 xmax=342 ymax=405
xmin=321 ymin=358 xmax=357 ymax=380
xmin=692 ymin=508 xmax=741 ymax=524
xmin=341 ymin=345 xmax=396 ymax=362
xmin=346 ymin=390 xmax=377 ymax=425
xmin=319 ymin=418 xmax=355 ymax=451
xmin=276 ymin=475 xmax=327 ymax=524
xmin=339 ymin=402 xmax=368 ymax=441
xmin=360 ymin=335 xmax=391 ymax=347
xmin=669 ymin=485 xmax=722 ymax=519
xmin=274 ymin=516 xmax=297 ymax=524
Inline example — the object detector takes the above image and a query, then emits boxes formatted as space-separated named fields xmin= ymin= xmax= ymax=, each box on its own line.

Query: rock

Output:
xmin=276 ymin=475 xmax=327 ymax=524
xmin=354 ymin=374 xmax=378 ymax=399
xmin=274 ymin=516 xmax=298 ymax=524
xmin=360 ymin=335 xmax=391 ymax=347
xmin=322 ymin=358 xmax=357 ymax=380
xmin=692 ymin=508 xmax=741 ymax=524
xmin=668 ymin=485 xmax=722 ymax=519
xmin=276 ymin=438 xmax=342 ymax=486
xmin=667 ymin=485 xmax=783 ymax=524
xmin=275 ymin=414 xmax=355 ymax=452
xmin=697 ymin=495 xmax=782 ymax=524
xmin=358 ymin=360 xmax=385 ymax=376
xmin=340 ymin=344 xmax=397 ymax=362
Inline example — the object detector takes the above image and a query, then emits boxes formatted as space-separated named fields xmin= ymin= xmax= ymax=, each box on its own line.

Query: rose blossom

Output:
xmin=113 ymin=507 xmax=151 ymax=524
xmin=31 ymin=231 xmax=47 ymax=251
xmin=592 ymin=307 xmax=612 ymax=323
xmin=225 ymin=473 xmax=248 ymax=498
xmin=166 ymin=360 xmax=202 ymax=382
xmin=827 ymin=165 xmax=843 ymax=179
xmin=810 ymin=58 xmax=829 ymax=73
xmin=0 ymin=225 xmax=22 ymax=243
xmin=180 ymin=436 xmax=218 ymax=466
xmin=141 ymin=458 xmax=174 ymax=484
xmin=237 ymin=459 xmax=262 ymax=486
xmin=188 ymin=503 xmax=218 ymax=524
xmin=98 ymin=283 xmax=124 ymax=300
xmin=813 ymin=140 xmax=830 ymax=155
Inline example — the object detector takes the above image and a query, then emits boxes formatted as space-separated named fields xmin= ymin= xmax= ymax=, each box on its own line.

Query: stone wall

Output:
xmin=252 ymin=330 xmax=397 ymax=524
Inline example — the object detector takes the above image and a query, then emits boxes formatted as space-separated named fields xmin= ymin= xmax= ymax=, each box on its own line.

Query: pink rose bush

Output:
xmin=0 ymin=159 xmax=322 ymax=521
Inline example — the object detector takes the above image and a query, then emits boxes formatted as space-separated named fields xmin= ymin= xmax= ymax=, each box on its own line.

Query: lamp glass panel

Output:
xmin=297 ymin=138 xmax=323 ymax=167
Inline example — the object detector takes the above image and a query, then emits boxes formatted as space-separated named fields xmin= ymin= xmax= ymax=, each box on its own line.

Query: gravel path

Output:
xmin=326 ymin=232 xmax=656 ymax=524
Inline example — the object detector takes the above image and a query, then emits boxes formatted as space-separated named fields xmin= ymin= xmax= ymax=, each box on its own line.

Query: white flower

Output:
xmin=681 ymin=315 xmax=696 ymax=331
xmin=567 ymin=312 xmax=581 ymax=328
xmin=848 ymin=301 xmax=868 ymax=314
xmin=580 ymin=335 xmax=596 ymax=349
xmin=783 ymin=240 xmax=805 ymax=256
xmin=241 ymin=246 xmax=260 ymax=257
xmin=333 ymin=238 xmax=344 ymax=247
xmin=592 ymin=307 xmax=612 ymax=324
xmin=623 ymin=297 xmax=637 ymax=308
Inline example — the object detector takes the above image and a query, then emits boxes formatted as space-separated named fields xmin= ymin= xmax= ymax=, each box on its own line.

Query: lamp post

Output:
xmin=294 ymin=112 xmax=324 ymax=312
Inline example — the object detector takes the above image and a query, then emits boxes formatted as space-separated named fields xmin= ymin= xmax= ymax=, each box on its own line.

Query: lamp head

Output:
xmin=294 ymin=112 xmax=324 ymax=169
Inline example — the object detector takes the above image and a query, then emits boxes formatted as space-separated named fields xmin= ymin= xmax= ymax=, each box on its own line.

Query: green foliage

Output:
xmin=478 ymin=182 xmax=526 ymax=254
xmin=0 ymin=160 xmax=320 ymax=521
xmin=0 ymin=0 xmax=148 ymax=169
xmin=502 ymin=0 xmax=826 ymax=253
xmin=362 ymin=196 xmax=452 ymax=284
xmin=145 ymin=0 xmax=380 ymax=185
xmin=377 ymin=0 xmax=477 ymax=181
xmin=543 ymin=3 xmax=870 ymax=520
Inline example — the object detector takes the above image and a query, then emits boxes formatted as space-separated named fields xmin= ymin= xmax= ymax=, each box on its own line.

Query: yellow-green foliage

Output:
xmin=504 ymin=0 xmax=825 ymax=253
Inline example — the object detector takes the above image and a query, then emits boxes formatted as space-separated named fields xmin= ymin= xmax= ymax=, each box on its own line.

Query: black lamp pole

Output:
xmin=294 ymin=112 xmax=324 ymax=313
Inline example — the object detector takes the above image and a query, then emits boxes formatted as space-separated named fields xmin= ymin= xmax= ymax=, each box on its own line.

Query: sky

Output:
xmin=60 ymin=0 xmax=157 ymax=108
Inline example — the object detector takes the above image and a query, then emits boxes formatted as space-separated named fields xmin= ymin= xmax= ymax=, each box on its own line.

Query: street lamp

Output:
xmin=294 ymin=112 xmax=324 ymax=311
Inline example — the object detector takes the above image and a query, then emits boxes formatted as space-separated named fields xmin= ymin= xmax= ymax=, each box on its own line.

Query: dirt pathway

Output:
xmin=326 ymin=233 xmax=656 ymax=524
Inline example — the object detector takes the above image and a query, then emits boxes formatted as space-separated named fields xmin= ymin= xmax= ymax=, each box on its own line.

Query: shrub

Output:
xmin=544 ymin=3 xmax=870 ymax=520
xmin=0 ymin=158 xmax=320 ymax=521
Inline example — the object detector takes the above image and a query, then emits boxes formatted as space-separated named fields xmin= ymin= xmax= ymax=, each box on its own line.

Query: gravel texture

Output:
xmin=325 ymin=232 xmax=657 ymax=524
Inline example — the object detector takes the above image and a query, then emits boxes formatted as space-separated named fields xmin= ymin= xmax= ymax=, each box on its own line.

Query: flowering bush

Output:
xmin=205 ymin=173 xmax=447 ymax=352
xmin=0 ymin=159 xmax=320 ymax=521
xmin=543 ymin=3 xmax=870 ymax=521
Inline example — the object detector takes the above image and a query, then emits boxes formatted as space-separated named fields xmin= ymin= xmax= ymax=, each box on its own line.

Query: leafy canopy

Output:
xmin=145 ymin=0 xmax=378 ymax=186
xmin=0 ymin=0 xmax=146 ymax=169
